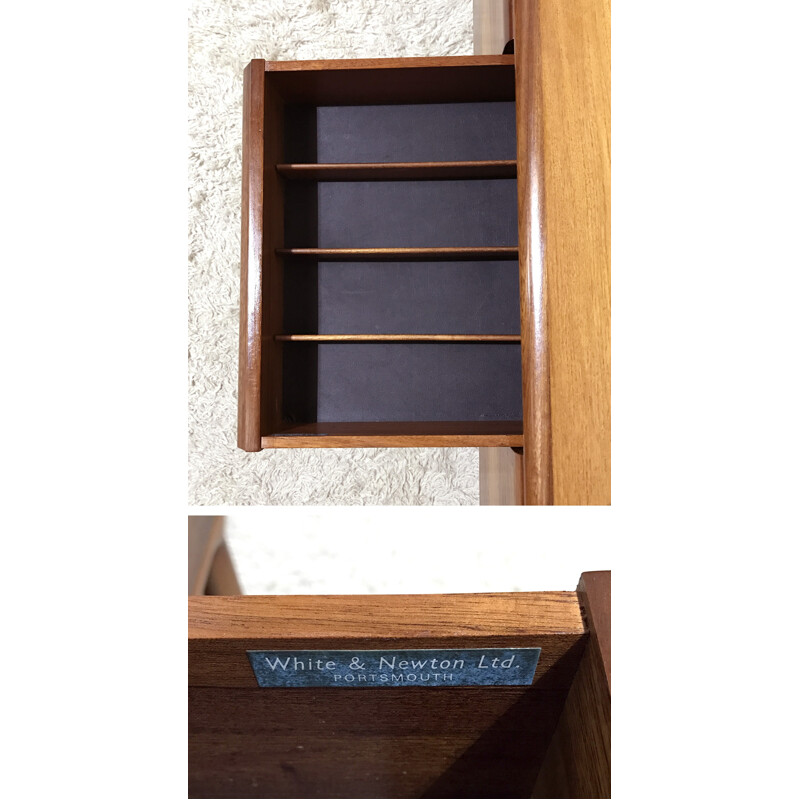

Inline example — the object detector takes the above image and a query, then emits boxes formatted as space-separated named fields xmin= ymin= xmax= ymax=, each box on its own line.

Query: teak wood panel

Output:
xmin=263 ymin=55 xmax=515 ymax=105
xmin=515 ymin=0 xmax=611 ymax=504
xmin=237 ymin=61 xmax=265 ymax=451
xmin=262 ymin=421 xmax=523 ymax=449
xmin=238 ymin=59 xmax=285 ymax=450
xmin=514 ymin=0 xmax=553 ymax=505
xmin=533 ymin=572 xmax=611 ymax=798
xmin=189 ymin=592 xmax=587 ymax=798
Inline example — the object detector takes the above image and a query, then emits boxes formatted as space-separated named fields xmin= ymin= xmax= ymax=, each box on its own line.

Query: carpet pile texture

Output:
xmin=188 ymin=0 xmax=480 ymax=504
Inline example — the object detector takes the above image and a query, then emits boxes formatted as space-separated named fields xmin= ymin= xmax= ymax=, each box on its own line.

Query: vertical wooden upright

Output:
xmin=532 ymin=571 xmax=611 ymax=797
xmin=515 ymin=0 xmax=611 ymax=504
xmin=238 ymin=61 xmax=285 ymax=452
xmin=238 ymin=60 xmax=266 ymax=452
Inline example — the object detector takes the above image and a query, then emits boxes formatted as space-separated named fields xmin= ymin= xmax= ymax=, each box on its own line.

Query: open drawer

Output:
xmin=188 ymin=574 xmax=610 ymax=798
xmin=238 ymin=55 xmax=523 ymax=451
xmin=236 ymin=0 xmax=611 ymax=506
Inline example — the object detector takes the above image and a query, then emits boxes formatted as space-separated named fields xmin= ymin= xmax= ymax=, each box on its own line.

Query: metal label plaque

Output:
xmin=246 ymin=648 xmax=541 ymax=688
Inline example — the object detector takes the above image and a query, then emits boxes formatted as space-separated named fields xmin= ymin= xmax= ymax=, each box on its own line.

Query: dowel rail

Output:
xmin=277 ymin=160 xmax=517 ymax=181
xmin=274 ymin=334 xmax=521 ymax=343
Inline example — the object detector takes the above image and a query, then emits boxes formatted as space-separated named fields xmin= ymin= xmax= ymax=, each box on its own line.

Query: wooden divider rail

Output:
xmin=188 ymin=572 xmax=610 ymax=798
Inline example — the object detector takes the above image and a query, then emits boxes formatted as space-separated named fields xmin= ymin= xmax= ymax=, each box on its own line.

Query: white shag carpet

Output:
xmin=189 ymin=0 xmax=481 ymax=505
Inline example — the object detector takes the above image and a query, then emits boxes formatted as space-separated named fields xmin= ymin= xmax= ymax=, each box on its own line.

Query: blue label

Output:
xmin=246 ymin=648 xmax=541 ymax=688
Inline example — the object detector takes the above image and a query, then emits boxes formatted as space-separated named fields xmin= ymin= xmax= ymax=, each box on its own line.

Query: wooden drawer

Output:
xmin=238 ymin=55 xmax=523 ymax=452
xmin=188 ymin=574 xmax=610 ymax=798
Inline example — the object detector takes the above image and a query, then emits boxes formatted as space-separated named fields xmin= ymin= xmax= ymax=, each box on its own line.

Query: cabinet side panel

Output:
xmin=238 ymin=61 xmax=266 ymax=450
xmin=515 ymin=0 xmax=554 ymax=505
xmin=536 ymin=0 xmax=611 ymax=504
xmin=532 ymin=571 xmax=611 ymax=798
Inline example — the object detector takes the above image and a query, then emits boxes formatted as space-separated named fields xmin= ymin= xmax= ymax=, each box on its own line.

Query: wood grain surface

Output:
xmin=237 ymin=61 xmax=287 ymax=451
xmin=265 ymin=55 xmax=512 ymax=73
xmin=263 ymin=55 xmax=515 ymax=105
xmin=514 ymin=0 xmax=554 ymax=505
xmin=262 ymin=421 xmax=523 ymax=449
xmin=533 ymin=572 xmax=611 ymax=798
xmin=237 ymin=61 xmax=266 ymax=452
xmin=521 ymin=0 xmax=611 ymax=504
xmin=189 ymin=592 xmax=588 ymax=799
xmin=277 ymin=247 xmax=519 ymax=261
xmin=277 ymin=161 xmax=517 ymax=181
xmin=578 ymin=571 xmax=610 ymax=686
xmin=190 ymin=593 xmax=584 ymax=653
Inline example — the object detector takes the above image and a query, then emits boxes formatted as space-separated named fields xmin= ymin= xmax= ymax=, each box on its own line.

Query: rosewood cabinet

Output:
xmin=238 ymin=0 xmax=610 ymax=505
xmin=189 ymin=572 xmax=611 ymax=798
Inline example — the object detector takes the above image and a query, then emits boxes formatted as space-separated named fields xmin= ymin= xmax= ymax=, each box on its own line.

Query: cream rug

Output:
xmin=188 ymin=0 xmax=480 ymax=504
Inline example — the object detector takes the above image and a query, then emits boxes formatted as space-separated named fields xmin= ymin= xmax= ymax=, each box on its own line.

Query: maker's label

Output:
xmin=246 ymin=648 xmax=541 ymax=688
